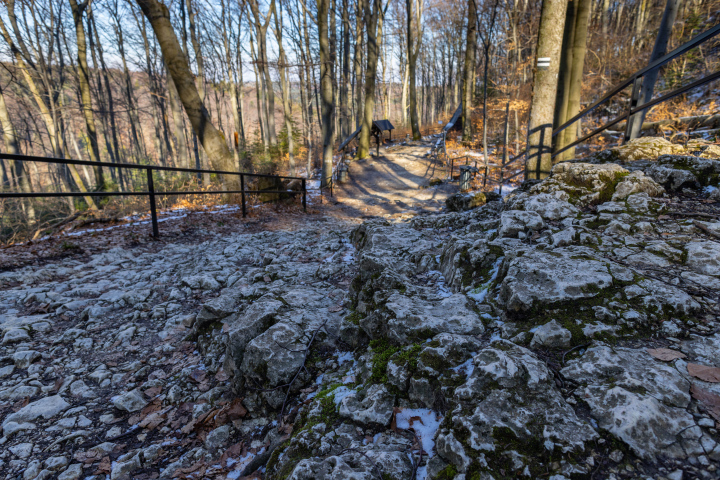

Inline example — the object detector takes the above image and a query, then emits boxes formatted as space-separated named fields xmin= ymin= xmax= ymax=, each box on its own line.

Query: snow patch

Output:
xmin=394 ymin=408 xmax=442 ymax=464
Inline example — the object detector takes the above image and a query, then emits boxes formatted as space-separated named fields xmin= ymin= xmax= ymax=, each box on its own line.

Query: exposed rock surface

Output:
xmin=2 ymin=141 xmax=720 ymax=480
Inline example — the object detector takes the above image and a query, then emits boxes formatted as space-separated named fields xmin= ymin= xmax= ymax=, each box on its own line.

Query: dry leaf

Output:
xmin=189 ymin=369 xmax=207 ymax=383
xmin=95 ymin=456 xmax=112 ymax=475
xmin=647 ymin=348 xmax=686 ymax=362
xmin=139 ymin=410 xmax=168 ymax=431
xmin=74 ymin=450 xmax=99 ymax=464
xmin=328 ymin=305 xmax=343 ymax=312
xmin=214 ymin=369 xmax=230 ymax=382
xmin=691 ymin=384 xmax=720 ymax=422
xmin=220 ymin=442 xmax=244 ymax=468
xmin=688 ymin=363 xmax=720 ymax=383
xmin=144 ymin=386 xmax=163 ymax=398
xmin=263 ymin=275 xmax=271 ymax=283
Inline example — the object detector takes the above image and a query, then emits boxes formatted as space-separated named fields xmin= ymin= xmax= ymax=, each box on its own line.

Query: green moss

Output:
xmin=436 ymin=465 xmax=458 ymax=480
xmin=396 ymin=343 xmax=422 ymax=370
xmin=369 ymin=339 xmax=400 ymax=383
xmin=345 ymin=310 xmax=362 ymax=325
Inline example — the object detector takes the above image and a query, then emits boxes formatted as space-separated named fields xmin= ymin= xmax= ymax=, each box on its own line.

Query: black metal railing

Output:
xmin=480 ymin=23 xmax=720 ymax=187
xmin=0 ymin=153 xmax=307 ymax=238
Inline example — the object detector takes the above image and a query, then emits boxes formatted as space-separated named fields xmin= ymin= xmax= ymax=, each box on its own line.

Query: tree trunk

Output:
xmin=406 ymin=0 xmax=423 ymax=140
xmin=69 ymin=0 xmax=104 ymax=190
xmin=628 ymin=0 xmax=681 ymax=140
xmin=274 ymin=1 xmax=295 ymax=175
xmin=165 ymin=60 xmax=191 ymax=169
xmin=461 ymin=0 xmax=477 ymax=141
xmin=248 ymin=0 xmax=278 ymax=147
xmin=358 ymin=0 xmax=383 ymax=159
xmin=318 ymin=0 xmax=335 ymax=185
xmin=136 ymin=0 xmax=240 ymax=192
xmin=353 ymin=5 xmax=364 ymax=129
xmin=340 ymin=0 xmax=351 ymax=140
xmin=559 ymin=0 xmax=591 ymax=161
xmin=0 ymin=83 xmax=35 ymax=221
xmin=525 ymin=0 xmax=568 ymax=179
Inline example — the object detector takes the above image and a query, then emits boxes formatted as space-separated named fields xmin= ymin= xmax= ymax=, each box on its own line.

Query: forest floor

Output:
xmin=329 ymin=140 xmax=455 ymax=219
xmin=0 ymin=139 xmax=452 ymax=272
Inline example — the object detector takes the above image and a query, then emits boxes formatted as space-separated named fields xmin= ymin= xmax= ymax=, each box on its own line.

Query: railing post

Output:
xmin=624 ymin=76 xmax=643 ymax=144
xmin=302 ymin=178 xmax=307 ymax=212
xmin=241 ymin=174 xmax=246 ymax=218
xmin=146 ymin=168 xmax=159 ymax=238
xmin=500 ymin=101 xmax=509 ymax=196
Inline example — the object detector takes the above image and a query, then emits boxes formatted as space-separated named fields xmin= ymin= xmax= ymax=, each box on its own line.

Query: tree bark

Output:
xmin=274 ymin=0 xmax=295 ymax=175
xmin=357 ymin=0 xmax=383 ymax=159
xmin=69 ymin=0 xmax=105 ymax=190
xmin=461 ymin=0 xmax=477 ymax=142
xmin=318 ymin=0 xmax=335 ymax=185
xmin=525 ymin=0 xmax=568 ymax=179
xmin=406 ymin=0 xmax=423 ymax=140
xmin=559 ymin=0 xmax=591 ymax=161
xmin=136 ymin=0 xmax=240 ymax=191
xmin=0 ymin=83 xmax=35 ymax=221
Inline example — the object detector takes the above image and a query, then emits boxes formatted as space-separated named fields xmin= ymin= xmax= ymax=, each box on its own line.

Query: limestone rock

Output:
xmin=445 ymin=192 xmax=486 ymax=212
xmin=498 ymin=248 xmax=614 ymax=312
xmin=363 ymin=293 xmax=484 ymax=344
xmin=611 ymin=137 xmax=686 ymax=162
xmin=338 ymin=384 xmax=395 ymax=426
xmin=522 ymin=193 xmax=579 ymax=221
xmin=2 ymin=395 xmax=70 ymax=430
xmin=530 ymin=319 xmax=572 ymax=348
xmin=611 ymin=171 xmax=664 ymax=201
xmin=685 ymin=241 xmax=720 ymax=276
xmin=498 ymin=210 xmax=545 ymax=238
xmin=111 ymin=389 xmax=148 ymax=413
xmin=530 ymin=163 xmax=630 ymax=207
xmin=561 ymin=346 xmax=714 ymax=460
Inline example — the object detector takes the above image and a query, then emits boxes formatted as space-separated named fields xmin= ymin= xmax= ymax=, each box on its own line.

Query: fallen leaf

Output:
xmin=189 ymin=369 xmax=207 ymax=383
xmin=128 ymin=414 xmax=141 ymax=426
xmin=214 ymin=369 xmax=230 ymax=382
xmin=647 ymin=348 xmax=686 ymax=362
xmin=263 ymin=275 xmax=271 ymax=283
xmin=220 ymin=442 xmax=244 ymax=468
xmin=144 ymin=386 xmax=163 ymax=398
xmin=328 ymin=305 xmax=343 ymax=312
xmin=688 ymin=363 xmax=720 ymax=383
xmin=95 ymin=456 xmax=112 ymax=475
xmin=140 ymin=398 xmax=162 ymax=416
xmin=74 ymin=450 xmax=99 ymax=464
xmin=214 ymin=398 xmax=247 ymax=426
xmin=691 ymin=384 xmax=720 ymax=422
xmin=139 ymin=410 xmax=168 ymax=430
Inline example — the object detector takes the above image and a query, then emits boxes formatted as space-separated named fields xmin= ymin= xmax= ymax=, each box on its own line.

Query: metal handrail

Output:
xmin=485 ymin=23 xmax=720 ymax=186
xmin=0 ymin=152 xmax=307 ymax=238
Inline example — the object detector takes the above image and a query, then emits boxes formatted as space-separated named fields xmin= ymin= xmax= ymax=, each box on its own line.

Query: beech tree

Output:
xmin=135 ymin=0 xmax=240 ymax=191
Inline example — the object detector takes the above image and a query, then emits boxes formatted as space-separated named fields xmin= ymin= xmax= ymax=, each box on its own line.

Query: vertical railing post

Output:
xmin=241 ymin=173 xmax=246 ymax=218
xmin=146 ymin=167 xmax=159 ymax=238
xmin=624 ymin=76 xmax=643 ymax=144
xmin=500 ymin=101 xmax=509 ymax=196
xmin=302 ymin=178 xmax=307 ymax=212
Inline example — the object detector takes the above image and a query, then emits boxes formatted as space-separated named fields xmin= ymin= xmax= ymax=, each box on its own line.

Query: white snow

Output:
xmin=466 ymin=257 xmax=504 ymax=304
xmin=427 ymin=270 xmax=452 ymax=298
xmin=336 ymin=351 xmax=354 ymax=365
xmin=226 ymin=447 xmax=264 ymax=479
xmin=451 ymin=356 xmax=476 ymax=377
xmin=394 ymin=408 xmax=442 ymax=461
xmin=331 ymin=386 xmax=356 ymax=406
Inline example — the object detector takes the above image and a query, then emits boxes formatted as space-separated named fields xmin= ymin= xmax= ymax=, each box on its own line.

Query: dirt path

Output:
xmin=330 ymin=141 xmax=456 ymax=219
